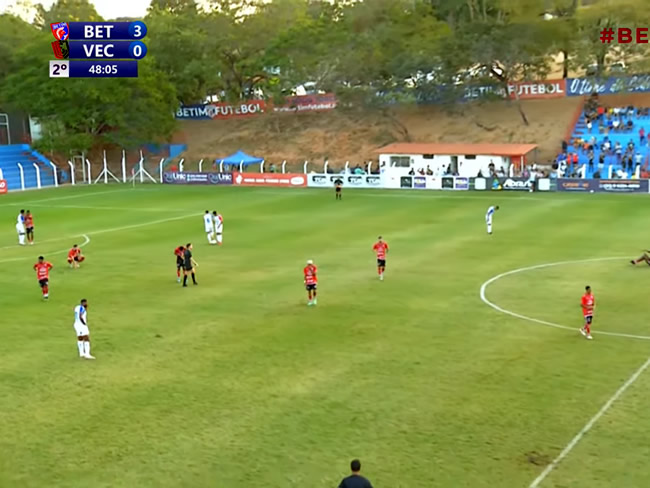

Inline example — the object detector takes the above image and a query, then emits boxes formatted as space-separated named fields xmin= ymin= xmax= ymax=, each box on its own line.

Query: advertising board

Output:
xmin=175 ymin=100 xmax=266 ymax=120
xmin=566 ymin=75 xmax=650 ymax=97
xmin=162 ymin=172 xmax=233 ymax=185
xmin=233 ymin=172 xmax=307 ymax=187
xmin=307 ymin=174 xmax=382 ymax=188
xmin=0 ymin=179 xmax=7 ymax=194
xmin=557 ymin=178 xmax=649 ymax=193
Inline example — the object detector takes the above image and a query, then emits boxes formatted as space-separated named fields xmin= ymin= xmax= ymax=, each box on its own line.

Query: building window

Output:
xmin=423 ymin=154 xmax=434 ymax=159
xmin=0 ymin=113 xmax=9 ymax=145
xmin=464 ymin=155 xmax=476 ymax=159
xmin=390 ymin=156 xmax=411 ymax=167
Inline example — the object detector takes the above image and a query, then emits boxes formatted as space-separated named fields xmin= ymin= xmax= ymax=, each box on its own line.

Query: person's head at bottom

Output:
xmin=350 ymin=459 xmax=361 ymax=474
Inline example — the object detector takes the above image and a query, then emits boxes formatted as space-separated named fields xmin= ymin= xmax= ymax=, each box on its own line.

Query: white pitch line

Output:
xmin=479 ymin=256 xmax=650 ymax=341
xmin=0 ymin=213 xmax=197 ymax=255
xmin=39 ymin=204 xmax=184 ymax=212
xmin=528 ymin=356 xmax=650 ymax=488
xmin=0 ymin=234 xmax=91 ymax=264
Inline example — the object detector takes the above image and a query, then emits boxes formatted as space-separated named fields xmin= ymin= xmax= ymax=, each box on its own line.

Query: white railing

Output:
xmin=198 ymin=159 xmax=204 ymax=172
xmin=33 ymin=163 xmax=41 ymax=189
xmin=85 ymin=159 xmax=92 ymax=183
xmin=344 ymin=161 xmax=349 ymax=173
xmin=179 ymin=158 xmax=184 ymax=173
xmin=367 ymin=161 xmax=372 ymax=174
xmin=303 ymin=161 xmax=309 ymax=173
xmin=219 ymin=161 xmax=224 ymax=172
xmin=260 ymin=161 xmax=264 ymax=173
xmin=121 ymin=150 xmax=127 ymax=183
xmin=324 ymin=160 xmax=329 ymax=174
xmin=68 ymin=160 xmax=75 ymax=185
xmin=159 ymin=158 xmax=165 ymax=182
xmin=239 ymin=161 xmax=243 ymax=172
xmin=281 ymin=160 xmax=287 ymax=173
xmin=49 ymin=161 xmax=58 ymax=186
xmin=16 ymin=162 xmax=25 ymax=190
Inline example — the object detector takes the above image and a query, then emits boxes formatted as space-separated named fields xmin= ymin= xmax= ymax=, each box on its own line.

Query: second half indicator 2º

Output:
xmin=50 ymin=60 xmax=138 ymax=78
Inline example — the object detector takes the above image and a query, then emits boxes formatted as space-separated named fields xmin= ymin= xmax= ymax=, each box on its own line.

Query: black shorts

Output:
xmin=176 ymin=257 xmax=184 ymax=268
xmin=305 ymin=283 xmax=317 ymax=291
xmin=335 ymin=187 xmax=341 ymax=192
xmin=584 ymin=315 xmax=593 ymax=324
xmin=38 ymin=278 xmax=48 ymax=288
xmin=377 ymin=259 xmax=386 ymax=268
xmin=26 ymin=227 xmax=34 ymax=234
xmin=184 ymin=263 xmax=193 ymax=272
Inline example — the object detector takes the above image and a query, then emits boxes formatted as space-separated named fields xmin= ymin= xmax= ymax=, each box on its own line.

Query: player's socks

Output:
xmin=579 ymin=328 xmax=586 ymax=337
xmin=84 ymin=341 xmax=93 ymax=358
xmin=191 ymin=272 xmax=197 ymax=284
xmin=183 ymin=275 xmax=188 ymax=286
xmin=77 ymin=341 xmax=85 ymax=357
xmin=313 ymin=297 xmax=317 ymax=305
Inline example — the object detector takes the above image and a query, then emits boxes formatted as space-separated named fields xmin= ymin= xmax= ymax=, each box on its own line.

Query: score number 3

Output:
xmin=50 ymin=60 xmax=70 ymax=78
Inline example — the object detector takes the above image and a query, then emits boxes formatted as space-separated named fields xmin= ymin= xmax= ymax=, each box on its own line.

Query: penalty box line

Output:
xmin=528 ymin=356 xmax=650 ymax=488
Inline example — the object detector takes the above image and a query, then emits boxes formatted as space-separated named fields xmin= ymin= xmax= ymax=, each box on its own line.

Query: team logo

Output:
xmin=51 ymin=40 xmax=69 ymax=60
xmin=50 ymin=22 xmax=69 ymax=41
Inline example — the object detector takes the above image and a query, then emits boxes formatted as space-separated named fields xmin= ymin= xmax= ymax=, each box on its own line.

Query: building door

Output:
xmin=450 ymin=155 xmax=458 ymax=175
xmin=0 ymin=113 xmax=9 ymax=145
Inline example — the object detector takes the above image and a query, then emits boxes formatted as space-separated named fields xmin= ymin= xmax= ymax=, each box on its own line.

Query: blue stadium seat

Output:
xmin=0 ymin=144 xmax=56 ymax=190
xmin=563 ymin=108 xmax=650 ymax=179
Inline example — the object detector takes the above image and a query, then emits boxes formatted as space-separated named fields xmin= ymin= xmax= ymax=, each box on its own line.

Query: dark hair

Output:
xmin=212 ymin=210 xmax=217 ymax=214
xmin=350 ymin=459 xmax=361 ymax=472
xmin=496 ymin=205 xmax=500 ymax=210
xmin=81 ymin=299 xmax=87 ymax=304
xmin=186 ymin=243 xmax=192 ymax=247
xmin=26 ymin=209 xmax=30 ymax=213
xmin=585 ymin=285 xmax=591 ymax=291
xmin=205 ymin=210 xmax=209 ymax=213
xmin=378 ymin=236 xmax=382 ymax=240
xmin=20 ymin=209 xmax=25 ymax=213
xmin=38 ymin=255 xmax=44 ymax=260
xmin=73 ymin=244 xmax=78 ymax=247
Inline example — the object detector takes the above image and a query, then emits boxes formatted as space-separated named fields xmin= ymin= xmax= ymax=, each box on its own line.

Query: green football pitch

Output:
xmin=1 ymin=185 xmax=649 ymax=488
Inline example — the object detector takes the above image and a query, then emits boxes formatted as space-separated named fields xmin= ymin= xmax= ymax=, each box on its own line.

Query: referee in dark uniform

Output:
xmin=182 ymin=243 xmax=198 ymax=287
xmin=338 ymin=459 xmax=373 ymax=488
xmin=335 ymin=178 xmax=343 ymax=200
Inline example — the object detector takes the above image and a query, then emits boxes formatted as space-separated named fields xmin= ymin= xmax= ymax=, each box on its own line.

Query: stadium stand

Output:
xmin=561 ymin=96 xmax=650 ymax=179
xmin=0 ymin=144 xmax=56 ymax=191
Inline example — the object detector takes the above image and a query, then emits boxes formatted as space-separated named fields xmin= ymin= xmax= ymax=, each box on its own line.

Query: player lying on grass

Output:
xmin=304 ymin=259 xmax=318 ymax=306
xmin=67 ymin=244 xmax=85 ymax=268
xmin=630 ymin=251 xmax=650 ymax=266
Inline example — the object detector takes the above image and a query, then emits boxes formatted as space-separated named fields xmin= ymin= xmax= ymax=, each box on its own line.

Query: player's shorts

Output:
xmin=176 ymin=256 xmax=184 ymax=268
xmin=16 ymin=224 xmax=25 ymax=233
xmin=184 ymin=262 xmax=193 ymax=272
xmin=584 ymin=315 xmax=593 ymax=324
xmin=26 ymin=226 xmax=34 ymax=234
xmin=68 ymin=256 xmax=83 ymax=263
xmin=38 ymin=278 xmax=48 ymax=288
xmin=205 ymin=227 xmax=214 ymax=234
xmin=335 ymin=187 xmax=341 ymax=192
xmin=305 ymin=283 xmax=317 ymax=291
xmin=377 ymin=259 xmax=386 ymax=268
xmin=73 ymin=322 xmax=89 ymax=337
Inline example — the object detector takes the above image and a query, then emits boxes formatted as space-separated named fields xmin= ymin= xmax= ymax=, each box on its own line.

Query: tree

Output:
xmin=37 ymin=0 xmax=103 ymax=29
xmin=1 ymin=35 xmax=178 ymax=154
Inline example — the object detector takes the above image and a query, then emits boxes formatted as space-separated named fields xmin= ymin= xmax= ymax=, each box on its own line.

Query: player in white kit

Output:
xmin=486 ymin=205 xmax=499 ymax=235
xmin=73 ymin=299 xmax=95 ymax=359
xmin=203 ymin=210 xmax=216 ymax=244
xmin=16 ymin=209 xmax=26 ymax=245
xmin=212 ymin=210 xmax=223 ymax=245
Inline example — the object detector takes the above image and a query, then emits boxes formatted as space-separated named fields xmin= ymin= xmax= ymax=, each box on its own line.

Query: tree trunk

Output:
xmin=562 ymin=49 xmax=569 ymax=78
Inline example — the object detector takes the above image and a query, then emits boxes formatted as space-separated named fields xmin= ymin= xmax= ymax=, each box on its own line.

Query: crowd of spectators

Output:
xmin=556 ymin=96 xmax=650 ymax=179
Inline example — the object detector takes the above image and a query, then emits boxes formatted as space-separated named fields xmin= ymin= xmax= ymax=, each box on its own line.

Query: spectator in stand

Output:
xmin=597 ymin=105 xmax=605 ymax=120
xmin=635 ymin=151 xmax=643 ymax=168
xmin=417 ymin=167 xmax=425 ymax=176
xmin=572 ymin=152 xmax=579 ymax=170
xmin=613 ymin=117 xmax=620 ymax=131
xmin=408 ymin=168 xmax=415 ymax=175
xmin=627 ymin=119 xmax=634 ymax=131
xmin=640 ymin=127 xmax=646 ymax=145
xmin=627 ymin=154 xmax=634 ymax=173
xmin=269 ymin=163 xmax=277 ymax=173
xmin=562 ymin=140 xmax=568 ymax=153
xmin=587 ymin=118 xmax=592 ymax=131
xmin=588 ymin=150 xmax=594 ymax=173
xmin=426 ymin=165 xmax=433 ymax=176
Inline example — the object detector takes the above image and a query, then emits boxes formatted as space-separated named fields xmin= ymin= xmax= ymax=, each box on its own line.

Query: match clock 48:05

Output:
xmin=49 ymin=60 xmax=138 ymax=78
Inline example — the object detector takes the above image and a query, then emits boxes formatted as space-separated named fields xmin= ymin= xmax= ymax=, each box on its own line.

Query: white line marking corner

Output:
xmin=528 ymin=357 xmax=650 ymax=487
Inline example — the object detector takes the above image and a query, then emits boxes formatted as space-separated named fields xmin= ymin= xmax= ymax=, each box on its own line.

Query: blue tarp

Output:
xmin=216 ymin=150 xmax=263 ymax=166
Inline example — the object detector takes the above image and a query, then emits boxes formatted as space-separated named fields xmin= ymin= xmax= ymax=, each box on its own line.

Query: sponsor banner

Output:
xmin=506 ymin=80 xmax=566 ymax=99
xmin=162 ymin=172 xmax=233 ymax=185
xmin=489 ymin=177 xmax=533 ymax=191
xmin=474 ymin=177 xmax=487 ymax=191
xmin=427 ymin=176 xmax=442 ymax=190
xmin=557 ymin=178 xmax=649 ymax=193
xmin=274 ymin=94 xmax=337 ymax=113
xmin=234 ymin=172 xmax=306 ymax=187
xmin=566 ymin=75 xmax=650 ymax=97
xmin=454 ymin=177 xmax=470 ymax=190
xmin=0 ymin=179 xmax=7 ymax=194
xmin=307 ymin=173 xmax=382 ymax=188
xmin=400 ymin=176 xmax=413 ymax=189
xmin=176 ymin=100 xmax=266 ymax=120
xmin=441 ymin=177 xmax=454 ymax=189
xmin=413 ymin=176 xmax=426 ymax=189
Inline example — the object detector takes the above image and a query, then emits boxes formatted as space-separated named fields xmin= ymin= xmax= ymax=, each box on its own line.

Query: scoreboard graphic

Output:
xmin=49 ymin=21 xmax=147 ymax=78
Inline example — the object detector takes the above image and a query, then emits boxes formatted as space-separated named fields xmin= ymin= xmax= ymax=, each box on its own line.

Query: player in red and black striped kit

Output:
xmin=304 ymin=260 xmax=318 ymax=306
xmin=372 ymin=236 xmax=389 ymax=281
xmin=34 ymin=256 xmax=53 ymax=299
xmin=174 ymin=245 xmax=185 ymax=283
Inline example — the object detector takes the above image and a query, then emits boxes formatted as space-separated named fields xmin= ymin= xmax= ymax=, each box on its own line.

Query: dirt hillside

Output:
xmin=176 ymin=93 xmax=650 ymax=169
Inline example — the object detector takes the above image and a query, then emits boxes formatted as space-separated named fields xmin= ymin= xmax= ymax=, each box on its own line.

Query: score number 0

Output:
xmin=50 ymin=60 xmax=69 ymax=78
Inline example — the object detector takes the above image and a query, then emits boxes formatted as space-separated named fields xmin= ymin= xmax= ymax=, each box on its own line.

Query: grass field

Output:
xmin=1 ymin=185 xmax=650 ymax=488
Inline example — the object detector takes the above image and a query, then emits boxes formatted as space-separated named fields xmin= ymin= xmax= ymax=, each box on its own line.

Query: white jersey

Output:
xmin=203 ymin=213 xmax=214 ymax=233
xmin=213 ymin=214 xmax=223 ymax=232
xmin=74 ymin=305 xmax=87 ymax=326
xmin=486 ymin=206 xmax=496 ymax=221
xmin=16 ymin=213 xmax=25 ymax=230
